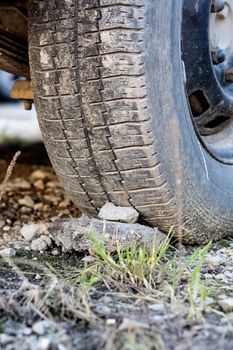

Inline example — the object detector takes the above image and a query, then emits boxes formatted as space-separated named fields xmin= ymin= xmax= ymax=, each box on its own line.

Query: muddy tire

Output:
xmin=28 ymin=0 xmax=233 ymax=243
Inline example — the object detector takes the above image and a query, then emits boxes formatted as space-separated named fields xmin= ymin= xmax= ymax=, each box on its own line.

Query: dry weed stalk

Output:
xmin=0 ymin=151 xmax=21 ymax=201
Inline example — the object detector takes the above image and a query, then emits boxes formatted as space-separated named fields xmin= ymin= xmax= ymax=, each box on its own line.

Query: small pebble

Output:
xmin=33 ymin=179 xmax=45 ymax=190
xmin=219 ymin=298 xmax=233 ymax=313
xmin=37 ymin=337 xmax=51 ymax=350
xmin=31 ymin=235 xmax=52 ymax=251
xmin=0 ymin=334 xmax=13 ymax=345
xmin=22 ymin=328 xmax=32 ymax=336
xmin=106 ymin=319 xmax=116 ymax=326
xmin=35 ymin=274 xmax=42 ymax=280
xmin=0 ymin=248 xmax=16 ymax=257
xmin=205 ymin=255 xmax=223 ymax=266
xmin=18 ymin=196 xmax=35 ymax=208
xmin=30 ymin=169 xmax=47 ymax=182
xmin=52 ymin=249 xmax=59 ymax=256
xmin=32 ymin=321 xmax=47 ymax=335
xmin=20 ymin=223 xmax=41 ymax=241
xmin=98 ymin=202 xmax=139 ymax=224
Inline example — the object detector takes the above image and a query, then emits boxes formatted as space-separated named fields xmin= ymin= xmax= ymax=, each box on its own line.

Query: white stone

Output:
xmin=219 ymin=298 xmax=233 ymax=313
xmin=0 ymin=248 xmax=16 ymax=257
xmin=22 ymin=328 xmax=32 ymax=336
xmin=205 ymin=255 xmax=223 ymax=265
xmin=0 ymin=334 xmax=13 ymax=345
xmin=37 ymin=337 xmax=51 ymax=350
xmin=106 ymin=318 xmax=116 ymax=326
xmin=214 ymin=273 xmax=226 ymax=281
xmin=148 ymin=303 xmax=165 ymax=312
xmin=51 ymin=249 xmax=59 ymax=256
xmin=35 ymin=274 xmax=42 ymax=280
xmin=32 ymin=321 xmax=46 ymax=335
xmin=224 ymin=271 xmax=233 ymax=279
xmin=20 ymin=224 xmax=41 ymax=241
xmin=14 ymin=244 xmax=22 ymax=250
xmin=98 ymin=202 xmax=139 ymax=224
xmin=31 ymin=235 xmax=52 ymax=251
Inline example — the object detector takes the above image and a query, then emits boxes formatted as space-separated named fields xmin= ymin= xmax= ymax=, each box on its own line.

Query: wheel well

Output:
xmin=0 ymin=1 xmax=29 ymax=77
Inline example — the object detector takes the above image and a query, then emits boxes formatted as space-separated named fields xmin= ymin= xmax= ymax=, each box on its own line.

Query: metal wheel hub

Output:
xmin=182 ymin=0 xmax=233 ymax=163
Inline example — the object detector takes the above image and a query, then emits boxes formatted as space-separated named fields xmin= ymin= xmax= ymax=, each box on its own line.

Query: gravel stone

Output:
xmin=0 ymin=248 xmax=16 ymax=257
xmin=22 ymin=328 xmax=32 ymax=336
xmin=35 ymin=274 xmax=42 ymax=280
xmin=11 ymin=179 xmax=31 ymax=190
xmin=51 ymin=249 xmax=59 ymax=256
xmin=0 ymin=334 xmax=13 ymax=345
xmin=106 ymin=319 xmax=116 ymax=326
xmin=33 ymin=179 xmax=45 ymax=190
xmin=30 ymin=169 xmax=47 ymax=182
xmin=98 ymin=202 xmax=139 ymax=224
xmin=32 ymin=321 xmax=47 ymax=335
xmin=20 ymin=223 xmax=41 ymax=241
xmin=31 ymin=235 xmax=52 ymax=251
xmin=37 ymin=337 xmax=51 ymax=350
xmin=219 ymin=298 xmax=233 ymax=312
xmin=18 ymin=195 xmax=35 ymax=208
xmin=205 ymin=255 xmax=223 ymax=266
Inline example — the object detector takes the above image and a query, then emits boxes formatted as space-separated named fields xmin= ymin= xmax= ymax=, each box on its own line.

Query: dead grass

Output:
xmin=0 ymin=151 xmax=21 ymax=201
xmin=0 ymin=231 xmax=213 ymax=326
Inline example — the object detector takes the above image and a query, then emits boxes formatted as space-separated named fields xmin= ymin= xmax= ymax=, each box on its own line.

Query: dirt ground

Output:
xmin=1 ymin=143 xmax=233 ymax=350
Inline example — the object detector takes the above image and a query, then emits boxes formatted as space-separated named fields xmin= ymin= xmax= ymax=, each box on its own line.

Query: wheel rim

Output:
xmin=182 ymin=0 xmax=233 ymax=164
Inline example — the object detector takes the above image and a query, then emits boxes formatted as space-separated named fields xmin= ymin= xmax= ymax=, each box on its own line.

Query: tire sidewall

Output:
xmin=145 ymin=0 xmax=233 ymax=238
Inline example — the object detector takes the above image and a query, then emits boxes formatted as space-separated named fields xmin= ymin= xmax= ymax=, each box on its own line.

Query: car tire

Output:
xmin=28 ymin=0 xmax=233 ymax=243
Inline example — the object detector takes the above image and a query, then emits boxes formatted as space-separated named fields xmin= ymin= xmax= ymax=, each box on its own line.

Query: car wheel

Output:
xmin=28 ymin=0 xmax=233 ymax=243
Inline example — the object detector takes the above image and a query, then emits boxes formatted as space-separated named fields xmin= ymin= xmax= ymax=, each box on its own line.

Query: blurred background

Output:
xmin=0 ymin=70 xmax=50 ymax=165
xmin=0 ymin=70 xmax=41 ymax=143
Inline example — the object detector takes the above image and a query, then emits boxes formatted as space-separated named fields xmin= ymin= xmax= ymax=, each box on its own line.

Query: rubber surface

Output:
xmin=29 ymin=0 xmax=233 ymax=243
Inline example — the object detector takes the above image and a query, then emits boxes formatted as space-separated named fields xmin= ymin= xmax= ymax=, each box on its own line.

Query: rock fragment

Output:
xmin=32 ymin=321 xmax=47 ymax=335
xmin=0 ymin=248 xmax=16 ymax=257
xmin=33 ymin=179 xmax=45 ymax=190
xmin=11 ymin=178 xmax=31 ymax=190
xmin=219 ymin=298 xmax=233 ymax=312
xmin=50 ymin=216 xmax=166 ymax=253
xmin=0 ymin=334 xmax=13 ymax=345
xmin=37 ymin=337 xmax=51 ymax=350
xmin=31 ymin=235 xmax=52 ymax=251
xmin=20 ymin=223 xmax=42 ymax=241
xmin=98 ymin=202 xmax=139 ymax=224
xmin=18 ymin=195 xmax=34 ymax=208
xmin=205 ymin=255 xmax=223 ymax=266
xmin=30 ymin=169 xmax=47 ymax=182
